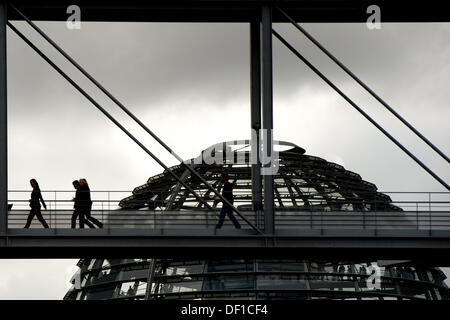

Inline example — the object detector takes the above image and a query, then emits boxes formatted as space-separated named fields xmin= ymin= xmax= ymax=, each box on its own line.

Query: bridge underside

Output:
xmin=1 ymin=228 xmax=450 ymax=264
xmin=8 ymin=0 xmax=450 ymax=22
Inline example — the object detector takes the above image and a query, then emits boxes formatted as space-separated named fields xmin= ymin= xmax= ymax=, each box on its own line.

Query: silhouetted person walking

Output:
xmin=215 ymin=173 xmax=241 ymax=229
xmin=24 ymin=179 xmax=49 ymax=228
xmin=71 ymin=180 xmax=91 ymax=228
xmin=79 ymin=178 xmax=103 ymax=228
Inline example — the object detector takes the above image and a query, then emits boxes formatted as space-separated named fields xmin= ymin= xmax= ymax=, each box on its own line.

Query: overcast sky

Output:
xmin=6 ymin=21 xmax=449 ymax=192
xmin=1 ymin=20 xmax=449 ymax=299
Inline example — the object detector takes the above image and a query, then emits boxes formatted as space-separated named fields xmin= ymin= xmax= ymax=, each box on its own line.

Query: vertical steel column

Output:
xmin=250 ymin=21 xmax=263 ymax=228
xmin=261 ymin=5 xmax=275 ymax=234
xmin=144 ymin=259 xmax=156 ymax=300
xmin=0 ymin=1 xmax=7 ymax=234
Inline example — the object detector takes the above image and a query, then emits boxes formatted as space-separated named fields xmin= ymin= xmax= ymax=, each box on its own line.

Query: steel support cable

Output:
xmin=272 ymin=29 xmax=450 ymax=191
xmin=276 ymin=6 xmax=449 ymax=164
xmin=7 ymin=22 xmax=216 ymax=212
xmin=10 ymin=4 xmax=262 ymax=234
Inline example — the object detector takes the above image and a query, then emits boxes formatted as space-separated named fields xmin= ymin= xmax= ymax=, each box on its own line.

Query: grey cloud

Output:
xmin=8 ymin=22 xmax=250 ymax=110
xmin=0 ymin=259 xmax=78 ymax=299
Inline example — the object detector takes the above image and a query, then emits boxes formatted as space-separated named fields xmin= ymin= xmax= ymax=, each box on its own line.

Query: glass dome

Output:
xmin=119 ymin=140 xmax=400 ymax=212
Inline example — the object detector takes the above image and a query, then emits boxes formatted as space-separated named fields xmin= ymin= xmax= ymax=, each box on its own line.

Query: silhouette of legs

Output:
xmin=215 ymin=204 xmax=241 ymax=229
xmin=85 ymin=215 xmax=103 ymax=228
xmin=80 ymin=210 xmax=95 ymax=228
xmin=72 ymin=210 xmax=79 ymax=228
xmin=24 ymin=210 xmax=36 ymax=228
xmin=77 ymin=206 xmax=100 ymax=229
xmin=35 ymin=210 xmax=50 ymax=228
xmin=216 ymin=210 xmax=225 ymax=229
xmin=71 ymin=210 xmax=86 ymax=228
xmin=227 ymin=210 xmax=241 ymax=229
xmin=84 ymin=210 xmax=103 ymax=228
xmin=24 ymin=208 xmax=49 ymax=228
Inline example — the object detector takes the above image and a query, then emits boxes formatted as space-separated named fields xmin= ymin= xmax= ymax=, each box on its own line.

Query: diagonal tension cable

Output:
xmin=7 ymin=22 xmax=217 ymax=214
xmin=276 ymin=6 xmax=449 ymax=164
xmin=10 ymin=4 xmax=262 ymax=234
xmin=272 ymin=29 xmax=449 ymax=191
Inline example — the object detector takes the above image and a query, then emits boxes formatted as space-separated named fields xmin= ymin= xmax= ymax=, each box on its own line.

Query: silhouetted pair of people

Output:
xmin=24 ymin=179 xmax=49 ymax=228
xmin=72 ymin=178 xmax=103 ymax=229
xmin=215 ymin=173 xmax=241 ymax=229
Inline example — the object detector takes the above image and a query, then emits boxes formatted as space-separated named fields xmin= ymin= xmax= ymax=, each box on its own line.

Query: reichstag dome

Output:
xmin=118 ymin=140 xmax=400 ymax=213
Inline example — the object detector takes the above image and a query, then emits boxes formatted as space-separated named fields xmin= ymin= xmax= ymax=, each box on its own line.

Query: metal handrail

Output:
xmin=7 ymin=208 xmax=450 ymax=231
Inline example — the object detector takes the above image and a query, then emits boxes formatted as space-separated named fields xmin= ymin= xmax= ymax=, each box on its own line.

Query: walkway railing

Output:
xmin=6 ymin=191 xmax=450 ymax=230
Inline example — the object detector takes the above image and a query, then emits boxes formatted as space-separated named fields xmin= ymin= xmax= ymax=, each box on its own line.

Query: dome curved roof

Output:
xmin=119 ymin=140 xmax=400 ymax=212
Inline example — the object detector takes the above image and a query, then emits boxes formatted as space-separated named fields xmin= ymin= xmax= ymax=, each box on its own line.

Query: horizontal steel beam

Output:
xmin=1 ymin=229 xmax=450 ymax=262
xmin=7 ymin=1 xmax=450 ymax=22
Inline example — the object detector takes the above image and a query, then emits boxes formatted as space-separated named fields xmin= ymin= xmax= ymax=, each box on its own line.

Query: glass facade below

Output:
xmin=65 ymin=259 xmax=450 ymax=300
